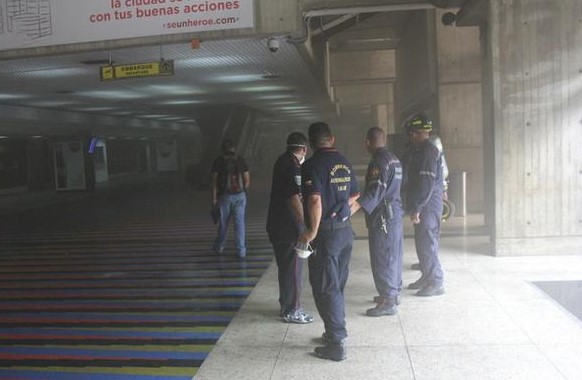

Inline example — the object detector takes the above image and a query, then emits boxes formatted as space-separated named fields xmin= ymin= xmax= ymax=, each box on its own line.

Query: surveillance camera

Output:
xmin=267 ymin=38 xmax=279 ymax=53
xmin=441 ymin=12 xmax=457 ymax=26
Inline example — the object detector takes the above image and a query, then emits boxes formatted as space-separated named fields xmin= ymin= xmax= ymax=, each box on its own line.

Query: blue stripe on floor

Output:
xmin=0 ymin=328 xmax=222 ymax=340
xmin=0 ymin=192 xmax=273 ymax=379
xmin=0 ymin=370 xmax=193 ymax=380
xmin=0 ymin=347 xmax=208 ymax=360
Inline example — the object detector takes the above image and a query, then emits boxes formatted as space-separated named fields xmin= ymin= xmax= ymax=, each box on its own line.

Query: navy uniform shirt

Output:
xmin=301 ymin=148 xmax=359 ymax=226
xmin=357 ymin=147 xmax=403 ymax=222
xmin=266 ymin=151 xmax=303 ymax=243
xmin=405 ymin=140 xmax=443 ymax=214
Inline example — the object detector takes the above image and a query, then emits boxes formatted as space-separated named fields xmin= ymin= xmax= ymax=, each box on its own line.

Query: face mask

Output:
xmin=292 ymin=151 xmax=305 ymax=165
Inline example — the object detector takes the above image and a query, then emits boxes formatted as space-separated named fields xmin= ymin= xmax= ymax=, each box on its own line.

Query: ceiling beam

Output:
xmin=304 ymin=3 xmax=436 ymax=18
xmin=312 ymin=14 xmax=358 ymax=36
xmin=456 ymin=0 xmax=488 ymax=27
xmin=331 ymin=77 xmax=396 ymax=86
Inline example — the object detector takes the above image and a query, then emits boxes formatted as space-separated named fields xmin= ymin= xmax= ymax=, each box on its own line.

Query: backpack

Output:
xmin=224 ymin=157 xmax=244 ymax=194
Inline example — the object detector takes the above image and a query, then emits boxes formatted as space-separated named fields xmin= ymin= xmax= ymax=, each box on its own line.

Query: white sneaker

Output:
xmin=282 ymin=310 xmax=314 ymax=324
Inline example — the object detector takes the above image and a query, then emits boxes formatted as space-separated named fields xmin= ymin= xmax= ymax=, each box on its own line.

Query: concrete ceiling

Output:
xmin=0 ymin=0 xmax=478 ymax=139
xmin=0 ymin=37 xmax=334 ymax=137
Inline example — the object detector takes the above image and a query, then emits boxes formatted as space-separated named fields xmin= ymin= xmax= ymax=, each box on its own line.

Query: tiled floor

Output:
xmin=195 ymin=215 xmax=582 ymax=380
xmin=0 ymin=179 xmax=274 ymax=379
xmin=1 ymin=179 xmax=581 ymax=380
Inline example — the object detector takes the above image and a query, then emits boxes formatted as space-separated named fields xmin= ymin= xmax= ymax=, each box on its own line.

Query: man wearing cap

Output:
xmin=403 ymin=113 xmax=445 ymax=297
xmin=350 ymin=127 xmax=404 ymax=316
xmin=266 ymin=132 xmax=314 ymax=324
xmin=211 ymin=139 xmax=250 ymax=259
xmin=298 ymin=122 xmax=359 ymax=361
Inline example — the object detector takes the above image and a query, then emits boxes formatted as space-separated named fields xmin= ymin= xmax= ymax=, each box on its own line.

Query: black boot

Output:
xmin=366 ymin=297 xmax=398 ymax=317
xmin=416 ymin=283 xmax=445 ymax=297
xmin=373 ymin=295 xmax=400 ymax=305
xmin=314 ymin=342 xmax=347 ymax=361
xmin=408 ymin=277 xmax=428 ymax=290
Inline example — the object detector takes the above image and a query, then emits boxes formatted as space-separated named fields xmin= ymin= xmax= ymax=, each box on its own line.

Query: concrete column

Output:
xmin=435 ymin=9 xmax=484 ymax=212
xmin=375 ymin=104 xmax=388 ymax=132
xmin=487 ymin=0 xmax=582 ymax=255
xmin=395 ymin=10 xmax=439 ymax=126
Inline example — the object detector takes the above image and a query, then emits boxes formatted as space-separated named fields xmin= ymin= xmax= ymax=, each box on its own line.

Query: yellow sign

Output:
xmin=100 ymin=60 xmax=174 ymax=81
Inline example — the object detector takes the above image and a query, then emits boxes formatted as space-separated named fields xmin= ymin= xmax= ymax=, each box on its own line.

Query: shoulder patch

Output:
xmin=368 ymin=167 xmax=380 ymax=180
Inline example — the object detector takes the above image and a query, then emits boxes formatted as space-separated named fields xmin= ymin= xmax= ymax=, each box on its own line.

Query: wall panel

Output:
xmin=490 ymin=0 xmax=582 ymax=254
xmin=436 ymin=10 xmax=484 ymax=212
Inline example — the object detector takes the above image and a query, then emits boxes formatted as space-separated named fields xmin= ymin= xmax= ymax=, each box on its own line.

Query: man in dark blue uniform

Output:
xmin=350 ymin=127 xmax=403 ymax=316
xmin=404 ymin=113 xmax=445 ymax=297
xmin=408 ymin=134 xmax=451 ymax=271
xmin=266 ymin=132 xmax=314 ymax=324
xmin=298 ymin=122 xmax=359 ymax=362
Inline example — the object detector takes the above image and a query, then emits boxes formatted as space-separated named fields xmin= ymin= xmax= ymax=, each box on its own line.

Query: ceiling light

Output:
xmin=109 ymin=111 xmax=134 ymax=116
xmin=211 ymin=74 xmax=263 ymax=83
xmin=78 ymin=90 xmax=147 ymax=100
xmin=261 ymin=72 xmax=281 ymax=79
xmin=238 ymin=85 xmax=290 ymax=93
xmin=25 ymin=68 xmax=87 ymax=78
xmin=158 ymin=116 xmax=189 ymax=121
xmin=0 ymin=94 xmax=30 ymax=100
xmin=80 ymin=59 xmax=114 ymax=65
xmin=266 ymin=101 xmax=299 ymax=105
xmin=160 ymin=100 xmax=204 ymax=105
xmin=76 ymin=107 xmax=116 ymax=112
xmin=179 ymin=56 xmax=244 ymax=68
xmin=143 ymin=84 xmax=201 ymax=95
xmin=28 ymin=100 xmax=73 ymax=107
xmin=254 ymin=94 xmax=297 ymax=100
xmin=280 ymin=106 xmax=312 ymax=110
xmin=140 ymin=114 xmax=168 ymax=119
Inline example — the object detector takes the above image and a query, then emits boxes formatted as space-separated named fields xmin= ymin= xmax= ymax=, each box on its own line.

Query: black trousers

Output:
xmin=273 ymin=241 xmax=305 ymax=315
xmin=309 ymin=226 xmax=353 ymax=343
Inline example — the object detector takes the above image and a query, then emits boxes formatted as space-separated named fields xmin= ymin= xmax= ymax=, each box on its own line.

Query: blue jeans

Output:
xmin=214 ymin=192 xmax=247 ymax=257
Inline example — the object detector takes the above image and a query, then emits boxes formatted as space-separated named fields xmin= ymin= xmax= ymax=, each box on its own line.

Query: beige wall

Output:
xmin=326 ymin=14 xmax=397 ymax=142
xmin=395 ymin=10 xmax=439 ymax=124
xmin=488 ymin=0 xmax=582 ymax=255
xmin=436 ymin=9 xmax=484 ymax=212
